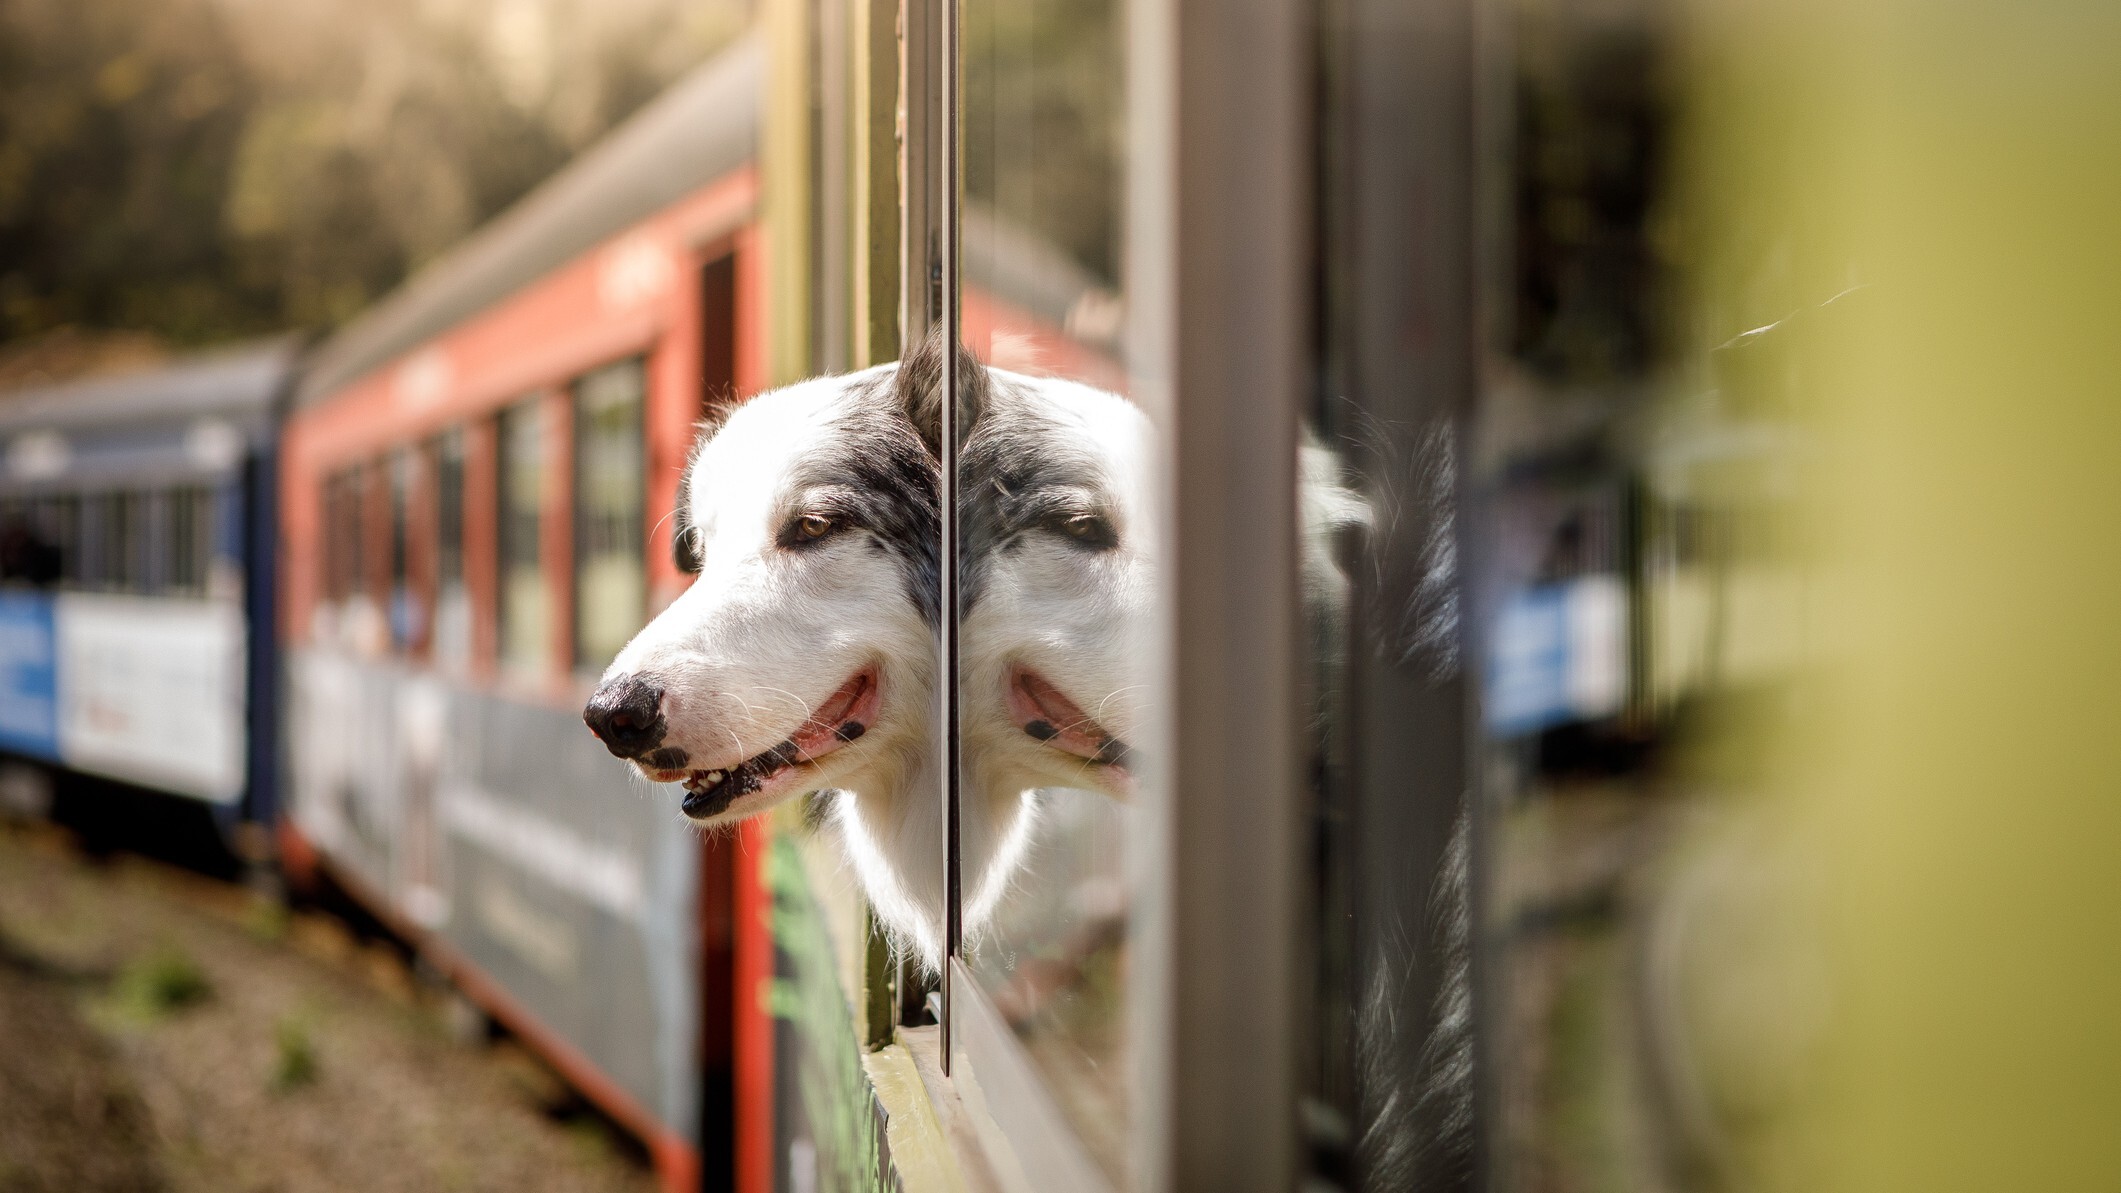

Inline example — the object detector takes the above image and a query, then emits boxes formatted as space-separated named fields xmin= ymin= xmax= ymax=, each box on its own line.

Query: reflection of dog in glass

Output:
xmin=954 ymin=366 xmax=1156 ymax=936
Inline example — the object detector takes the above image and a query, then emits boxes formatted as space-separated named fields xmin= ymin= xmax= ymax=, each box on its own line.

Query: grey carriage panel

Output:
xmin=287 ymin=651 xmax=700 ymax=1138
xmin=287 ymin=654 xmax=404 ymax=894
xmin=438 ymin=684 xmax=700 ymax=1138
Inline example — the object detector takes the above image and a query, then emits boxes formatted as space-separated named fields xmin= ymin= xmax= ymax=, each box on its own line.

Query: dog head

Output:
xmin=583 ymin=344 xmax=965 ymax=826
xmin=960 ymin=369 xmax=1157 ymax=804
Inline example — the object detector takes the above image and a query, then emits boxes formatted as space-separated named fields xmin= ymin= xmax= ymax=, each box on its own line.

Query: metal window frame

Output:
xmin=1128 ymin=0 xmax=1309 ymax=1189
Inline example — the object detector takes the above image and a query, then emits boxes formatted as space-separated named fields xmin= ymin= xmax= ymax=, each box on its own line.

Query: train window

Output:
xmin=431 ymin=428 xmax=470 ymax=671
xmin=46 ymin=496 xmax=79 ymax=586
xmin=0 ymin=498 xmax=60 ymax=586
xmin=320 ymin=465 xmax=376 ymax=649
xmin=388 ymin=446 xmax=427 ymax=653
xmin=84 ymin=492 xmax=110 ymax=589
xmin=496 ymin=398 xmax=552 ymax=678
xmin=26 ymin=497 xmax=74 ymax=587
xmin=120 ymin=491 xmax=149 ymax=592
xmin=87 ymin=490 xmax=142 ymax=592
xmin=166 ymin=486 xmax=211 ymax=596
xmin=570 ymin=357 xmax=646 ymax=672
xmin=1295 ymin=2 xmax=1484 ymax=1187
xmin=323 ymin=471 xmax=352 ymax=603
xmin=350 ymin=469 xmax=369 ymax=605
xmin=955 ymin=0 xmax=1142 ymax=1183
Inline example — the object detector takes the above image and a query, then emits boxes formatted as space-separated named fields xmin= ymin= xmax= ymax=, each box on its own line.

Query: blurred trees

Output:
xmin=0 ymin=0 xmax=746 ymax=359
xmin=963 ymin=0 xmax=1123 ymax=286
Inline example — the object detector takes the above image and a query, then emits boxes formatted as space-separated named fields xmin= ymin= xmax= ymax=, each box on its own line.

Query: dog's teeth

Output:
xmin=704 ymin=769 xmax=726 ymax=783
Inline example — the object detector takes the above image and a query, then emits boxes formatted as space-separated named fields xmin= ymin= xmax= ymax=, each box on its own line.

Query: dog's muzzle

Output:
xmin=583 ymin=675 xmax=669 ymax=760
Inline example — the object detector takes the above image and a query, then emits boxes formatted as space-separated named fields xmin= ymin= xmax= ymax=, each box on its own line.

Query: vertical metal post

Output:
xmin=936 ymin=0 xmax=962 ymax=1076
xmin=1131 ymin=0 xmax=1307 ymax=1186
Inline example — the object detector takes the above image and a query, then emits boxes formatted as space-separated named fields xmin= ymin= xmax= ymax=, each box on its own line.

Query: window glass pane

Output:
xmin=1 ymin=498 xmax=61 ymax=586
xmin=496 ymin=399 xmax=550 ymax=676
xmin=388 ymin=447 xmax=426 ymax=652
xmin=109 ymin=491 xmax=144 ymax=592
xmin=432 ymin=428 xmax=471 ymax=671
xmin=1299 ymin=3 xmax=1481 ymax=1187
xmin=959 ymin=0 xmax=1142 ymax=1182
xmin=166 ymin=486 xmax=205 ymax=595
xmin=48 ymin=496 xmax=79 ymax=586
xmin=572 ymin=358 xmax=646 ymax=671
xmin=341 ymin=469 xmax=367 ymax=604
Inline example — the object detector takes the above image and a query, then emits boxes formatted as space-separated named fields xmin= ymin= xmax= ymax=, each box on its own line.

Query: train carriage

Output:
xmin=278 ymin=37 xmax=766 ymax=1190
xmin=0 ymin=340 xmax=296 ymax=832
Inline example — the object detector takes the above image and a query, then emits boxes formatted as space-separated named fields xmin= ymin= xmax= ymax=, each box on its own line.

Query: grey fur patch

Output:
xmin=958 ymin=372 xmax=1122 ymax=613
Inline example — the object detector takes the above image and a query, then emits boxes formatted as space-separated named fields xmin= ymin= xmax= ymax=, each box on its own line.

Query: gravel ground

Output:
xmin=0 ymin=820 xmax=659 ymax=1193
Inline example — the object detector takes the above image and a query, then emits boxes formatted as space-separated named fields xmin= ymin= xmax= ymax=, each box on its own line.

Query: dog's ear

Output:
xmin=894 ymin=325 xmax=988 ymax=457
xmin=671 ymin=463 xmax=703 ymax=574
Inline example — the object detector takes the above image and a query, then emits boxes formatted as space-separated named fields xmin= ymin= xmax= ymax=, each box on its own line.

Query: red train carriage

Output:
xmin=278 ymin=39 xmax=769 ymax=1193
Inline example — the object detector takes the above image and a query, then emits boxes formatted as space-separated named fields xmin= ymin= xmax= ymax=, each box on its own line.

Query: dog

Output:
xmin=583 ymin=342 xmax=950 ymax=961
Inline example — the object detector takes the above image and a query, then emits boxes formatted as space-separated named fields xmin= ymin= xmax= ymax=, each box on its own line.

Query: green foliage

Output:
xmin=270 ymin=1011 xmax=319 ymax=1092
xmin=962 ymin=0 xmax=1124 ymax=285
xmin=112 ymin=943 xmax=213 ymax=1019
xmin=244 ymin=896 xmax=291 ymax=943
xmin=0 ymin=0 xmax=745 ymax=350
xmin=765 ymin=837 xmax=893 ymax=1193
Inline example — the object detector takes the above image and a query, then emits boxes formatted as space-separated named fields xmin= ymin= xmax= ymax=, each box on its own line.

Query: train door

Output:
xmin=694 ymin=247 xmax=741 ymax=1193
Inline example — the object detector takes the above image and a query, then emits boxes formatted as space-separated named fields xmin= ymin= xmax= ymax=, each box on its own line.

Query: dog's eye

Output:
xmin=787 ymin=513 xmax=837 ymax=545
xmin=1048 ymin=512 xmax=1118 ymax=550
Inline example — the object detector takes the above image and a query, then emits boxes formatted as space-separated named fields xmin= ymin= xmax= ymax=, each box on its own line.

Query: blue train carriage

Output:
xmin=0 ymin=340 xmax=297 ymax=837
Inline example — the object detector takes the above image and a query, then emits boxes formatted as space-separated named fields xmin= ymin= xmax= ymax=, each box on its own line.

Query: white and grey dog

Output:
xmin=582 ymin=335 xmax=1155 ymax=967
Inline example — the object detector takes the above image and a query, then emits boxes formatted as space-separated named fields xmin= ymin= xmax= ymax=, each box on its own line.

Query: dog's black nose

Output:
xmin=584 ymin=676 xmax=664 ymax=758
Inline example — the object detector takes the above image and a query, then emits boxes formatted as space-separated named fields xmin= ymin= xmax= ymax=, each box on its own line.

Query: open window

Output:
xmin=496 ymin=398 xmax=553 ymax=680
xmin=572 ymin=357 xmax=647 ymax=674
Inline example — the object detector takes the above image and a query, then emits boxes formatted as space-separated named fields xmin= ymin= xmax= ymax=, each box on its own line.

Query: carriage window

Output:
xmin=91 ymin=490 xmax=147 ymax=592
xmin=956 ymin=0 xmax=1141 ymax=1182
xmin=571 ymin=358 xmax=646 ymax=672
xmin=431 ymin=428 xmax=470 ymax=671
xmin=388 ymin=446 xmax=426 ymax=653
xmin=27 ymin=497 xmax=75 ymax=587
xmin=0 ymin=498 xmax=61 ymax=586
xmin=324 ymin=470 xmax=358 ymax=604
xmin=165 ymin=486 xmax=211 ymax=596
xmin=496 ymin=399 xmax=551 ymax=677
xmin=46 ymin=497 xmax=79 ymax=586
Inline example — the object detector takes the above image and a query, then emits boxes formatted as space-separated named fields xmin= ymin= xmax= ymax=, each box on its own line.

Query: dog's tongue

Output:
xmin=790 ymin=670 xmax=879 ymax=762
xmin=1010 ymin=667 xmax=1133 ymax=770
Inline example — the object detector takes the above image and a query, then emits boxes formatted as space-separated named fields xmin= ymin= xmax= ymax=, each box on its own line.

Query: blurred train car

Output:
xmin=276 ymin=36 xmax=765 ymax=1192
xmin=0 ymin=340 xmax=296 ymax=837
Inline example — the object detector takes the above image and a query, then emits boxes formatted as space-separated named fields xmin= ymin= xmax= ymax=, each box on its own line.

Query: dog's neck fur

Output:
xmin=823 ymin=719 xmax=1042 ymax=974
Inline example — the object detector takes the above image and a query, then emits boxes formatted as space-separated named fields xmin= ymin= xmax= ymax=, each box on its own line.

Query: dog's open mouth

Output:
xmin=1006 ymin=664 xmax=1134 ymax=774
xmin=676 ymin=668 xmax=881 ymax=819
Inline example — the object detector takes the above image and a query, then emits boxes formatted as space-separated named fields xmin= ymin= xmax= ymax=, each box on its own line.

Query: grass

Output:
xmin=270 ymin=1011 xmax=320 ymax=1092
xmin=110 ymin=944 xmax=212 ymax=1021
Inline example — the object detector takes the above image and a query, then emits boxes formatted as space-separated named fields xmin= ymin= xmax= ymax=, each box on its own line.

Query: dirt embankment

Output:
xmin=0 ymin=822 xmax=658 ymax=1193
